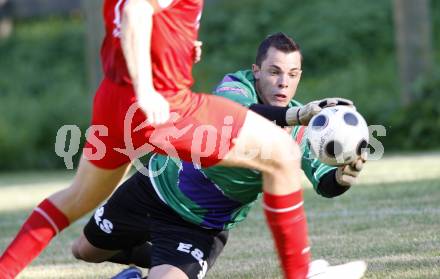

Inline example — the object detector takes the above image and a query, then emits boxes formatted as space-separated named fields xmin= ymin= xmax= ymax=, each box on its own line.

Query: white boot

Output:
xmin=307 ymin=259 xmax=367 ymax=279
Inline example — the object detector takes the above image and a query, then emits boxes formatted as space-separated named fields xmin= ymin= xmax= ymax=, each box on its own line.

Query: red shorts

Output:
xmin=83 ymin=78 xmax=248 ymax=169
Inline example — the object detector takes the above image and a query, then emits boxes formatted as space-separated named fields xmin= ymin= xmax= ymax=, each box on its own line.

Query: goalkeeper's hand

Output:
xmin=286 ymin=97 xmax=354 ymax=126
xmin=335 ymin=153 xmax=367 ymax=186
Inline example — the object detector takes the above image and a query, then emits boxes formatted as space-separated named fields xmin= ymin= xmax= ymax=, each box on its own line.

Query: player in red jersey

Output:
xmin=0 ymin=1 xmax=362 ymax=278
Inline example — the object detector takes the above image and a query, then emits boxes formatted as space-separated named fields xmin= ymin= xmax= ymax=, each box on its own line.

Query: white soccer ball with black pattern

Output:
xmin=305 ymin=105 xmax=369 ymax=166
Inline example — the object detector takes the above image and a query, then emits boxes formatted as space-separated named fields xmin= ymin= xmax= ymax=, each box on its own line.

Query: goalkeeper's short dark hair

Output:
xmin=256 ymin=32 xmax=302 ymax=66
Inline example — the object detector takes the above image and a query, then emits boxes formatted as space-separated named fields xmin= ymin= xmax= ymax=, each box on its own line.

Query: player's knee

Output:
xmin=72 ymin=249 xmax=105 ymax=263
xmin=71 ymin=241 xmax=83 ymax=260
xmin=71 ymin=239 xmax=105 ymax=263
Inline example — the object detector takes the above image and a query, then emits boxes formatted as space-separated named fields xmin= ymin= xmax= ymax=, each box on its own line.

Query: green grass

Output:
xmin=1 ymin=153 xmax=440 ymax=278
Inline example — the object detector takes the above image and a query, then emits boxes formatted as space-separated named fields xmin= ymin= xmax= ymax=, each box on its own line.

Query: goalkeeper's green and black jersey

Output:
xmin=149 ymin=69 xmax=336 ymax=230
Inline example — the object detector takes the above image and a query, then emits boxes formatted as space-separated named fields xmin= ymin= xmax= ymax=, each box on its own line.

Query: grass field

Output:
xmin=1 ymin=153 xmax=440 ymax=278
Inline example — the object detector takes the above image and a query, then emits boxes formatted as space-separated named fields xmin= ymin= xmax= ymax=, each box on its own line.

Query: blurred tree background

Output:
xmin=0 ymin=0 xmax=439 ymax=170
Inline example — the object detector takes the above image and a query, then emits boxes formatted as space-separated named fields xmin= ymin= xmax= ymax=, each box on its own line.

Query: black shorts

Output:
xmin=84 ymin=170 xmax=228 ymax=279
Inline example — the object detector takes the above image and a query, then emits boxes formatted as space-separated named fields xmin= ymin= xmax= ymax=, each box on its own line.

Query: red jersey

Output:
xmin=101 ymin=0 xmax=203 ymax=95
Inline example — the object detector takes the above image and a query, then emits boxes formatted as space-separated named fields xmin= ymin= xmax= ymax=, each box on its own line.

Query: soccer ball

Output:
xmin=305 ymin=105 xmax=369 ymax=166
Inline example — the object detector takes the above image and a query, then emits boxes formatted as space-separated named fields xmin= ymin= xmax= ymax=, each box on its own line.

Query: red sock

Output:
xmin=0 ymin=199 xmax=69 ymax=278
xmin=263 ymin=190 xmax=311 ymax=279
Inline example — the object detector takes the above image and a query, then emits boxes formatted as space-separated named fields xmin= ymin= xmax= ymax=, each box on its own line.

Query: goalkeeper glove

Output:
xmin=286 ymin=97 xmax=354 ymax=126
xmin=335 ymin=153 xmax=367 ymax=186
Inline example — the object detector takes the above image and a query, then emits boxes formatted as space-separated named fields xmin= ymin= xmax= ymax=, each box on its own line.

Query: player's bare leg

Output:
xmin=219 ymin=111 xmax=366 ymax=279
xmin=219 ymin=110 xmax=302 ymax=195
xmin=49 ymin=157 xmax=131 ymax=221
xmin=148 ymin=265 xmax=188 ymax=279
xmin=72 ymin=232 xmax=120 ymax=263
xmin=0 ymin=157 xmax=131 ymax=278
xmin=218 ymin=110 xmax=308 ymax=279
xmin=73 ymin=231 xmax=152 ymax=271
xmin=72 ymin=230 xmax=189 ymax=279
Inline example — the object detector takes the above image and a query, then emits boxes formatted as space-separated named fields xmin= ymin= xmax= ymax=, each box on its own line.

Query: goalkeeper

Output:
xmin=72 ymin=32 xmax=366 ymax=279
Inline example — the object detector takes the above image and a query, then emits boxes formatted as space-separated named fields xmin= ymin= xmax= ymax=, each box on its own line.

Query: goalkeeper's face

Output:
xmin=253 ymin=47 xmax=302 ymax=107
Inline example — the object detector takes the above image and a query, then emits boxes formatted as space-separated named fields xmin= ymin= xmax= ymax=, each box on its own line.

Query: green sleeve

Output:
xmin=301 ymin=151 xmax=336 ymax=191
xmin=213 ymin=82 xmax=256 ymax=107
xmin=291 ymin=127 xmax=337 ymax=191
